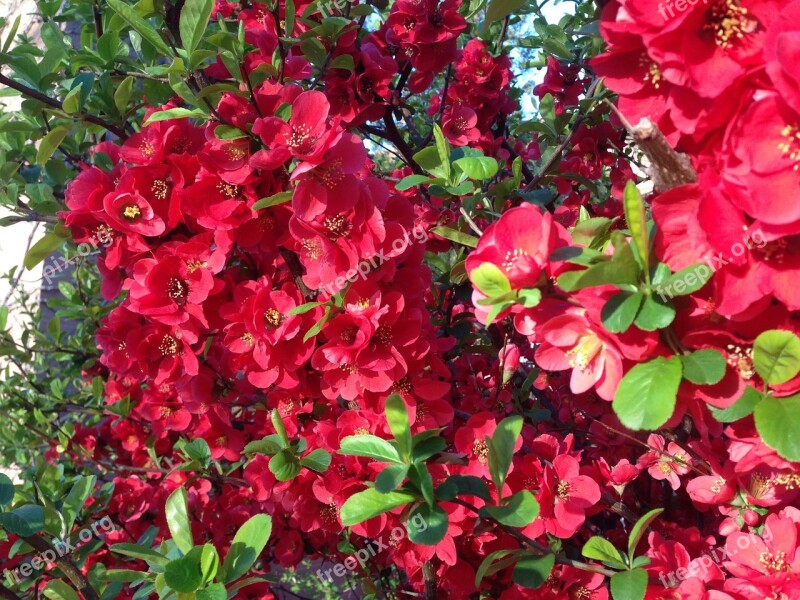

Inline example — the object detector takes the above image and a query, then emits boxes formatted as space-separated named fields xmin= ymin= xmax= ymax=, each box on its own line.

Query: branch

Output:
xmin=21 ymin=535 xmax=99 ymax=600
xmin=382 ymin=110 xmax=424 ymax=175
xmin=0 ymin=74 xmax=127 ymax=139
xmin=0 ymin=586 xmax=22 ymax=600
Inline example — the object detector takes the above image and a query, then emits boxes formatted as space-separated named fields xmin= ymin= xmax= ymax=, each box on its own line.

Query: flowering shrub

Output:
xmin=0 ymin=0 xmax=799 ymax=598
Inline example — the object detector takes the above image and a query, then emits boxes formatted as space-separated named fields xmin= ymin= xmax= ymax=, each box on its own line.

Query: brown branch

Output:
xmin=20 ymin=535 xmax=99 ymax=600
xmin=0 ymin=586 xmax=22 ymax=600
xmin=0 ymin=74 xmax=127 ymax=139
xmin=422 ymin=561 xmax=437 ymax=599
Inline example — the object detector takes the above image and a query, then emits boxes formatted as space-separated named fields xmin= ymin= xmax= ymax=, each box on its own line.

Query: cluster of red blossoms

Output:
xmin=46 ymin=0 xmax=800 ymax=598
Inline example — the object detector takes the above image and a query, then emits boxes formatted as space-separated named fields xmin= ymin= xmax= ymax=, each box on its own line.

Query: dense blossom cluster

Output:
xmin=40 ymin=0 xmax=800 ymax=598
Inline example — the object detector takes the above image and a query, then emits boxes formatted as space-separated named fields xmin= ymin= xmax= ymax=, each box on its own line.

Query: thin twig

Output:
xmin=0 ymin=74 xmax=127 ymax=139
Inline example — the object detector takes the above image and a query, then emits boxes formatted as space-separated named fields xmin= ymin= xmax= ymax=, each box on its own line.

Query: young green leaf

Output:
xmin=610 ymin=568 xmax=647 ymax=600
xmin=300 ymin=449 xmax=332 ymax=473
xmin=754 ymin=394 xmax=800 ymax=462
xmin=512 ymin=553 xmax=555 ymax=589
xmin=612 ymin=357 xmax=682 ymax=430
xmin=385 ymin=393 xmax=412 ymax=459
xmin=222 ymin=514 xmax=272 ymax=583
xmin=340 ymin=488 xmax=416 ymax=526
xmin=165 ymin=487 xmax=194 ymax=554
xmin=430 ymin=225 xmax=479 ymax=248
xmin=582 ymin=536 xmax=627 ymax=569
xmin=339 ymin=435 xmax=403 ymax=464
xmin=36 ymin=126 xmax=70 ymax=165
xmin=627 ymin=507 xmax=664 ymax=558
xmin=180 ymin=0 xmax=214 ymax=54
xmin=470 ymin=263 xmax=512 ymax=298
xmin=709 ymin=386 xmax=764 ymax=423
xmin=488 ymin=415 xmax=523 ymax=497
xmin=680 ymin=349 xmax=726 ymax=385
xmin=407 ymin=502 xmax=448 ymax=545
xmin=481 ymin=491 xmax=540 ymax=528
xmin=752 ymin=330 xmax=800 ymax=385
xmin=106 ymin=0 xmax=173 ymax=56
xmin=623 ymin=181 xmax=649 ymax=282
xmin=601 ymin=292 xmax=644 ymax=334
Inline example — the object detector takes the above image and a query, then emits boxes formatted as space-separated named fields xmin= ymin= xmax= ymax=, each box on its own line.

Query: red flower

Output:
xmin=538 ymin=454 xmax=601 ymax=538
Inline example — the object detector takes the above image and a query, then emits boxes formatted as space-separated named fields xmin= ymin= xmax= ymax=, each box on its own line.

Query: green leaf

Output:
xmin=475 ymin=549 xmax=519 ymax=586
xmin=512 ymin=553 xmax=555 ymax=589
xmin=407 ymin=502 xmax=448 ymax=545
xmin=36 ymin=125 xmax=69 ymax=165
xmin=680 ymin=349 xmax=726 ymax=385
xmin=454 ymin=156 xmax=499 ymax=181
xmin=183 ymin=439 xmax=212 ymax=467
xmin=62 ymin=475 xmax=96 ymax=533
xmin=145 ymin=107 xmax=204 ymax=124
xmin=0 ymin=474 xmax=14 ymax=506
xmin=300 ymin=449 xmax=331 ymax=473
xmin=634 ymin=293 xmax=675 ymax=331
xmin=329 ymin=54 xmax=354 ymax=71
xmin=627 ymin=507 xmax=664 ymax=558
xmin=623 ymin=181 xmax=649 ymax=281
xmin=200 ymin=543 xmax=219 ymax=583
xmin=340 ymin=488 xmax=416 ymax=526
xmin=437 ymin=475 xmax=492 ymax=502
xmin=710 ymin=386 xmax=764 ymax=423
xmin=395 ymin=175 xmax=433 ymax=191
xmin=753 ymin=330 xmax=800 ymax=385
xmin=114 ymin=76 xmax=135 ymax=113
xmin=222 ymin=514 xmax=272 ymax=583
xmin=430 ymin=225 xmax=478 ymax=248
xmin=432 ymin=124 xmax=451 ymax=180
xmin=300 ymin=38 xmax=328 ymax=67
xmin=197 ymin=583 xmax=227 ymax=600
xmin=0 ymin=504 xmax=44 ymax=536
xmin=180 ymin=0 xmax=214 ymax=53
xmin=582 ymin=536 xmax=627 ymax=568
xmin=106 ymin=0 xmax=173 ymax=56
xmin=471 ymin=262 xmax=512 ymax=297
xmin=271 ymin=409 xmax=290 ymax=447
xmin=242 ymin=435 xmax=283 ymax=456
xmin=601 ymin=292 xmax=643 ymax=334
xmin=754 ymin=394 xmax=800 ymax=462
xmin=612 ymin=356 xmax=683 ymax=430
xmin=110 ymin=543 xmax=169 ymax=566
xmin=375 ymin=464 xmax=409 ymax=493
xmin=43 ymin=580 xmax=80 ymax=600
xmin=103 ymin=569 xmax=147 ymax=583
xmin=269 ymin=449 xmax=302 ymax=481
xmin=252 ymin=190 xmax=293 ymax=211
xmin=488 ymin=415 xmax=522 ymax=497
xmin=652 ymin=263 xmax=713 ymax=299
xmin=61 ymin=86 xmax=82 ymax=114
xmin=610 ymin=568 xmax=647 ymax=600
xmin=164 ymin=547 xmax=205 ymax=593
xmin=557 ymin=236 xmax=640 ymax=292
xmin=214 ymin=125 xmax=249 ymax=140
xmin=339 ymin=434 xmax=403 ymax=464
xmin=165 ymin=487 xmax=194 ymax=554
xmin=481 ymin=491 xmax=540 ymax=528
xmin=485 ymin=0 xmax=526 ymax=26
xmin=385 ymin=394 xmax=412 ymax=460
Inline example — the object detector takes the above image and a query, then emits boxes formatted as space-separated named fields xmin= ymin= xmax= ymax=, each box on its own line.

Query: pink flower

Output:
xmin=538 ymin=454 xmax=601 ymax=538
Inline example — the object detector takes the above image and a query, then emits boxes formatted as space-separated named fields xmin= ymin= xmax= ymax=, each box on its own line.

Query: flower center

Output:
xmin=240 ymin=332 xmax=255 ymax=346
xmin=556 ymin=480 xmax=570 ymax=500
xmin=225 ymin=145 xmax=246 ymax=161
xmin=139 ymin=140 xmax=156 ymax=158
xmin=705 ymin=0 xmax=756 ymax=49
xmin=759 ymin=551 xmax=790 ymax=573
xmin=167 ymin=277 xmax=188 ymax=304
xmin=725 ymin=344 xmax=754 ymax=379
xmin=264 ymin=308 xmax=283 ymax=328
xmin=473 ymin=439 xmax=489 ymax=464
xmin=324 ymin=214 xmax=352 ymax=239
xmin=122 ymin=204 xmax=141 ymax=220
xmin=151 ymin=179 xmax=169 ymax=200
xmin=159 ymin=334 xmax=179 ymax=357
xmin=301 ymin=238 xmax=323 ymax=260
xmin=375 ymin=325 xmax=392 ymax=345
xmin=778 ymin=125 xmax=800 ymax=171
xmin=502 ymin=248 xmax=530 ymax=273
xmin=710 ymin=477 xmax=726 ymax=493
xmin=288 ymin=123 xmax=318 ymax=153
xmin=217 ymin=182 xmax=240 ymax=199
xmin=567 ymin=335 xmax=603 ymax=371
